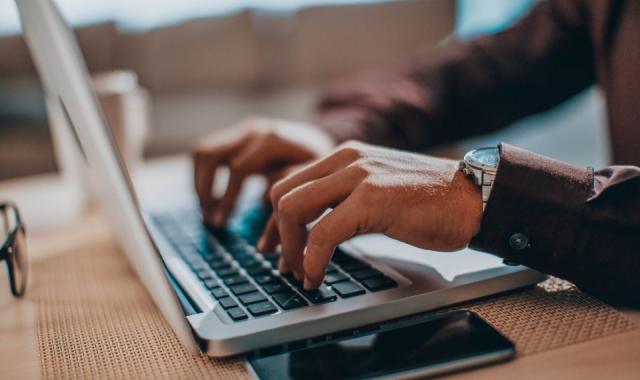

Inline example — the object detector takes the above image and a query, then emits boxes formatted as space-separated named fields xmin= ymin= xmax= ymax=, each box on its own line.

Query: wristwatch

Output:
xmin=459 ymin=147 xmax=500 ymax=210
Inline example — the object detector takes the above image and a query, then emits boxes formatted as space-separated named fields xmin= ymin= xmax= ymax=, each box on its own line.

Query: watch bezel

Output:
xmin=463 ymin=147 xmax=500 ymax=174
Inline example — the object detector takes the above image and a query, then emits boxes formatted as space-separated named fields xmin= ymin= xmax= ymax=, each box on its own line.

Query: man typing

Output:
xmin=193 ymin=0 xmax=640 ymax=306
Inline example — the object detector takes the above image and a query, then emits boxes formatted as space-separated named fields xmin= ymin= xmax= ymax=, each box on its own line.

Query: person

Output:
xmin=192 ymin=0 xmax=640 ymax=306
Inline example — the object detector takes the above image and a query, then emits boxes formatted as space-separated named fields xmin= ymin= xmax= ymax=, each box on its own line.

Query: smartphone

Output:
xmin=248 ymin=311 xmax=515 ymax=380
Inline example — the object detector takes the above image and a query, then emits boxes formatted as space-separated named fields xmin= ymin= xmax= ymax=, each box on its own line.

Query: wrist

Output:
xmin=454 ymin=170 xmax=483 ymax=238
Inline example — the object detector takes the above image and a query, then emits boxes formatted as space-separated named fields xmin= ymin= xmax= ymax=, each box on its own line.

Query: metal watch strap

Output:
xmin=459 ymin=161 xmax=495 ymax=212
xmin=479 ymin=172 xmax=495 ymax=211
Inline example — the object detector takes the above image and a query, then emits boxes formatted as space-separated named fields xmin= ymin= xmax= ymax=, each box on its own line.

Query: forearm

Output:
xmin=316 ymin=0 xmax=594 ymax=150
xmin=470 ymin=144 xmax=640 ymax=306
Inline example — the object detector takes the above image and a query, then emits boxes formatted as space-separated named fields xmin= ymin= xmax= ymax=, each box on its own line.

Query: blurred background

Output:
xmin=0 ymin=0 xmax=609 ymax=226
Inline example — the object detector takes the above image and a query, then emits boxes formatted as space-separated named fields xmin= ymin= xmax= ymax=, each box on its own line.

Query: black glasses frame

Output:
xmin=0 ymin=202 xmax=27 ymax=297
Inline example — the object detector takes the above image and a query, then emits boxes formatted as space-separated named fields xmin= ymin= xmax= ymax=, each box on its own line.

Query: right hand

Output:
xmin=192 ymin=117 xmax=335 ymax=227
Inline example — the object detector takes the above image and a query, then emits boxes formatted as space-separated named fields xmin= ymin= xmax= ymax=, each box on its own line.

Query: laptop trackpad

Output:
xmin=347 ymin=234 xmax=506 ymax=283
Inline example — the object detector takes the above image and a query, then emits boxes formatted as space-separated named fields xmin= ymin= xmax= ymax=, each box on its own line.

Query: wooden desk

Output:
xmin=2 ymin=209 xmax=640 ymax=379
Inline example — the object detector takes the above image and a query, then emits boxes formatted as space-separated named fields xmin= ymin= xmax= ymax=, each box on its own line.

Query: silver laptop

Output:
xmin=16 ymin=0 xmax=545 ymax=357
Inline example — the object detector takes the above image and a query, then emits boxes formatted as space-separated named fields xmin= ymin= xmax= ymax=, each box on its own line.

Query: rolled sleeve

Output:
xmin=470 ymin=143 xmax=593 ymax=282
xmin=471 ymin=143 xmax=640 ymax=305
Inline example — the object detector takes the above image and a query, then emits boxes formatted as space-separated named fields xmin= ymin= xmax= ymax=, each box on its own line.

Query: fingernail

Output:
xmin=257 ymin=236 xmax=266 ymax=252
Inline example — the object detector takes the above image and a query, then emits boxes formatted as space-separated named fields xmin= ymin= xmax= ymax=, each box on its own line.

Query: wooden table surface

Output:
xmin=1 ymin=209 xmax=639 ymax=380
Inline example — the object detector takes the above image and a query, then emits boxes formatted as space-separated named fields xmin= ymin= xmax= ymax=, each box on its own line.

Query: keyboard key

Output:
xmin=238 ymin=291 xmax=268 ymax=305
xmin=196 ymin=269 xmax=213 ymax=280
xmin=227 ymin=244 xmax=251 ymax=258
xmin=237 ymin=257 xmax=261 ymax=269
xmin=218 ymin=297 xmax=238 ymax=309
xmin=351 ymin=267 xmax=383 ymax=281
xmin=224 ymin=275 xmax=249 ymax=286
xmin=254 ymin=274 xmax=278 ymax=285
xmin=247 ymin=301 xmax=278 ymax=316
xmin=262 ymin=281 xmax=289 ymax=295
xmin=203 ymin=278 xmax=220 ymax=289
xmin=283 ymin=273 xmax=302 ymax=287
xmin=324 ymin=271 xmax=349 ymax=284
xmin=331 ymin=281 xmax=366 ymax=298
xmin=361 ymin=276 xmax=398 ymax=292
xmin=331 ymin=249 xmax=351 ymax=263
xmin=263 ymin=254 xmax=280 ymax=266
xmin=210 ymin=228 xmax=233 ymax=244
xmin=216 ymin=267 xmax=239 ymax=278
xmin=209 ymin=261 xmax=230 ymax=270
xmin=211 ymin=288 xmax=228 ymax=299
xmin=191 ymin=261 xmax=209 ymax=271
xmin=325 ymin=263 xmax=338 ymax=273
xmin=227 ymin=307 xmax=248 ymax=321
xmin=203 ymin=253 xmax=217 ymax=262
xmin=300 ymin=286 xmax=338 ymax=304
xmin=339 ymin=258 xmax=370 ymax=273
xmin=247 ymin=266 xmax=271 ymax=277
xmin=272 ymin=291 xmax=308 ymax=310
xmin=230 ymin=283 xmax=258 ymax=295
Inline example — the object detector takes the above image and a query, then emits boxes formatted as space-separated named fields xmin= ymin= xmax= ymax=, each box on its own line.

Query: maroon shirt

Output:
xmin=317 ymin=0 xmax=640 ymax=305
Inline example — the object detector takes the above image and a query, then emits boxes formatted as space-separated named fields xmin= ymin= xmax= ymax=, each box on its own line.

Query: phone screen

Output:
xmin=249 ymin=311 xmax=514 ymax=380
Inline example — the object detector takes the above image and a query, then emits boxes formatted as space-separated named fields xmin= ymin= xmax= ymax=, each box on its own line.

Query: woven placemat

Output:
xmin=31 ymin=239 xmax=636 ymax=379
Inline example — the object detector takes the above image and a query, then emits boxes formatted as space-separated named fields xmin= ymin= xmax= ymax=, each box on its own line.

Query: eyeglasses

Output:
xmin=0 ymin=202 xmax=29 ymax=297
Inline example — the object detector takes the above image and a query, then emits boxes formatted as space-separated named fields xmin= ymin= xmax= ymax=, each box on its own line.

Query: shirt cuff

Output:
xmin=469 ymin=143 xmax=593 ymax=281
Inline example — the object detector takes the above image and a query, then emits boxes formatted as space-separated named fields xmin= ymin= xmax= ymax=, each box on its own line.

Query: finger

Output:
xmin=277 ymin=167 xmax=361 ymax=280
xmin=193 ymin=137 xmax=247 ymax=220
xmin=303 ymin=198 xmax=362 ymax=289
xmin=270 ymin=145 xmax=361 ymax=215
xmin=229 ymin=136 xmax=269 ymax=174
xmin=212 ymin=137 xmax=268 ymax=226
xmin=263 ymin=169 xmax=285 ymax=204
xmin=212 ymin=169 xmax=246 ymax=227
xmin=193 ymin=152 xmax=219 ymax=219
xmin=257 ymin=214 xmax=279 ymax=253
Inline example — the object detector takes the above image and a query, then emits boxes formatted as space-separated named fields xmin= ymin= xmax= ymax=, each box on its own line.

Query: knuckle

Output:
xmin=227 ymin=159 xmax=245 ymax=174
xmin=269 ymin=182 xmax=285 ymax=208
xmin=349 ymin=159 xmax=373 ymax=176
xmin=191 ymin=147 xmax=207 ymax=160
xmin=243 ymin=117 xmax=272 ymax=133
xmin=334 ymin=140 xmax=364 ymax=160
xmin=277 ymin=193 xmax=298 ymax=219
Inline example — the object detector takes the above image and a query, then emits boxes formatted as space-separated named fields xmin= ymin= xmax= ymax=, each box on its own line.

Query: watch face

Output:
xmin=467 ymin=147 xmax=499 ymax=168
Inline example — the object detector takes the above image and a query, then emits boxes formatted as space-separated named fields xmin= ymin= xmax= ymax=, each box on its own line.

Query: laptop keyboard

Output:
xmin=152 ymin=206 xmax=397 ymax=322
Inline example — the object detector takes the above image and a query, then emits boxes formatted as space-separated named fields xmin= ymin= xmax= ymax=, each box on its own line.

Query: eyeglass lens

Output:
xmin=2 ymin=205 xmax=29 ymax=297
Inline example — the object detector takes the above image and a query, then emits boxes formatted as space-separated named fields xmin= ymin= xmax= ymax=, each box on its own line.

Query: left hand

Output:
xmin=258 ymin=141 xmax=484 ymax=289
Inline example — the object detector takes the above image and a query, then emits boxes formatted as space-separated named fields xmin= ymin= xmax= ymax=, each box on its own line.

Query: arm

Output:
xmin=259 ymin=142 xmax=640 ymax=306
xmin=317 ymin=0 xmax=594 ymax=150
xmin=471 ymin=144 xmax=640 ymax=306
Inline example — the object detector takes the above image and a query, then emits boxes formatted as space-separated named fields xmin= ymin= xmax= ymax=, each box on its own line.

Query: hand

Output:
xmin=259 ymin=141 xmax=483 ymax=289
xmin=192 ymin=118 xmax=335 ymax=226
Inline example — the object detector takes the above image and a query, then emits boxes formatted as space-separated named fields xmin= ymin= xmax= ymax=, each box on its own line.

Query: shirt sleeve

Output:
xmin=470 ymin=143 xmax=640 ymax=306
xmin=316 ymin=0 xmax=594 ymax=151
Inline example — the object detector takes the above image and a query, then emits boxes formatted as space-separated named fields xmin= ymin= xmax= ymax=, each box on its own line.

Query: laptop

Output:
xmin=16 ymin=0 xmax=545 ymax=357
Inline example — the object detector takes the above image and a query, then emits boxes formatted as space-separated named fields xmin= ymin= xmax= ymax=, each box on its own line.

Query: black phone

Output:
xmin=248 ymin=311 xmax=515 ymax=380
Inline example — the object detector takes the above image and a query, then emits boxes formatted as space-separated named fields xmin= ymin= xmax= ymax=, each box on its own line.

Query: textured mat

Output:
xmin=31 ymin=239 xmax=636 ymax=379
